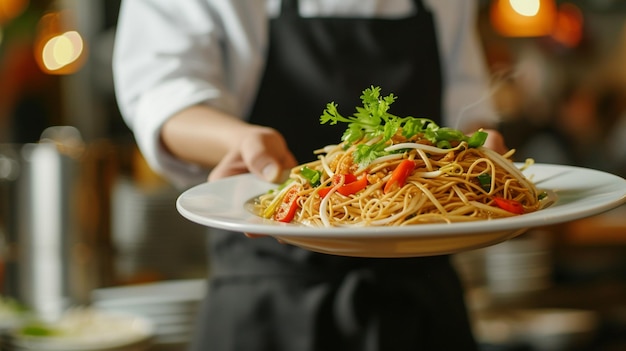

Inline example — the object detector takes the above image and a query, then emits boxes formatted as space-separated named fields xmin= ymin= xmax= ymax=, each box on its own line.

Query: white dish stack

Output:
xmin=0 ymin=297 xmax=27 ymax=351
xmin=91 ymin=279 xmax=206 ymax=350
xmin=2 ymin=308 xmax=154 ymax=351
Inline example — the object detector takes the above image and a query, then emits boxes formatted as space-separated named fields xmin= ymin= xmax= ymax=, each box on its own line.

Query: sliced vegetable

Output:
xmin=384 ymin=159 xmax=416 ymax=194
xmin=334 ymin=173 xmax=358 ymax=184
xmin=336 ymin=174 xmax=368 ymax=196
xmin=317 ymin=174 xmax=368 ymax=198
xmin=436 ymin=140 xmax=453 ymax=149
xmin=261 ymin=179 xmax=295 ymax=218
xmin=477 ymin=173 xmax=492 ymax=192
xmin=435 ymin=127 xmax=466 ymax=142
xmin=274 ymin=185 xmax=301 ymax=223
xmin=317 ymin=187 xmax=332 ymax=198
xmin=492 ymin=196 xmax=524 ymax=214
xmin=301 ymin=166 xmax=322 ymax=187
xmin=467 ymin=130 xmax=488 ymax=148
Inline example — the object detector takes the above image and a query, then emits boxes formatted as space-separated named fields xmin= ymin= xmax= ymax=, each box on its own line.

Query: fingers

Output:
xmin=208 ymin=126 xmax=297 ymax=183
xmin=482 ymin=129 xmax=508 ymax=154
xmin=208 ymin=149 xmax=248 ymax=182
xmin=240 ymin=127 xmax=298 ymax=183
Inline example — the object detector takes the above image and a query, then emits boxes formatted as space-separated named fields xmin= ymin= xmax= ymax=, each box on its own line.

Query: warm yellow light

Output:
xmin=34 ymin=11 xmax=88 ymax=75
xmin=509 ymin=0 xmax=540 ymax=17
xmin=42 ymin=31 xmax=84 ymax=71
xmin=42 ymin=36 xmax=62 ymax=70
xmin=551 ymin=3 xmax=584 ymax=48
xmin=0 ymin=0 xmax=28 ymax=24
xmin=491 ymin=0 xmax=556 ymax=37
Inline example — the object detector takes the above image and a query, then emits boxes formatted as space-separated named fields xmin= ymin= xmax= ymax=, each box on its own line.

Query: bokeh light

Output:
xmin=0 ymin=0 xmax=29 ymax=25
xmin=510 ymin=0 xmax=541 ymax=17
xmin=34 ymin=10 xmax=87 ymax=75
xmin=491 ymin=0 xmax=557 ymax=37
xmin=41 ymin=30 xmax=84 ymax=71
xmin=550 ymin=3 xmax=584 ymax=48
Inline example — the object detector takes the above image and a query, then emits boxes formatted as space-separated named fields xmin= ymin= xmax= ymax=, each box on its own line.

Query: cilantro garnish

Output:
xmin=320 ymin=86 xmax=488 ymax=167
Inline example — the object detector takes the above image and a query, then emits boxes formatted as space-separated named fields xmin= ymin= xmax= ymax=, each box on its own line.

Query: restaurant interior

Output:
xmin=0 ymin=0 xmax=625 ymax=350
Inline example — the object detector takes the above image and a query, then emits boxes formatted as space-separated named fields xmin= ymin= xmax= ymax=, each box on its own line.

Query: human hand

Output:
xmin=208 ymin=126 xmax=297 ymax=240
xmin=482 ymin=128 xmax=508 ymax=154
xmin=208 ymin=126 xmax=298 ymax=183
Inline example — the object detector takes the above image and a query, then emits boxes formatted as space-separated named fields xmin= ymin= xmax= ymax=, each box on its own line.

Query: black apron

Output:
xmin=193 ymin=1 xmax=477 ymax=350
xmin=248 ymin=0 xmax=442 ymax=163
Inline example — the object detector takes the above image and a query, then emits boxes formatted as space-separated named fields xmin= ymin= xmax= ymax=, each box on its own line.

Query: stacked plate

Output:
xmin=3 ymin=308 xmax=154 ymax=351
xmin=0 ymin=297 xmax=28 ymax=351
xmin=483 ymin=231 xmax=553 ymax=296
xmin=91 ymin=279 xmax=206 ymax=350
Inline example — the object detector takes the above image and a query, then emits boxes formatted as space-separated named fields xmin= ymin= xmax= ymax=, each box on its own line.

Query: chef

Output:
xmin=113 ymin=0 xmax=504 ymax=350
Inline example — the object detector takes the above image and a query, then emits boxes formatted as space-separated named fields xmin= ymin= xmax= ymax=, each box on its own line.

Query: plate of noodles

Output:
xmin=176 ymin=87 xmax=626 ymax=257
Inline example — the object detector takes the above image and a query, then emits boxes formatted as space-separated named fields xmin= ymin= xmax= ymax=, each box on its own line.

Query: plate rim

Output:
xmin=176 ymin=163 xmax=626 ymax=238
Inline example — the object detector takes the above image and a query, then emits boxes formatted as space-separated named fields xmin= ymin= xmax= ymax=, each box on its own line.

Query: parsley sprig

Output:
xmin=320 ymin=86 xmax=488 ymax=167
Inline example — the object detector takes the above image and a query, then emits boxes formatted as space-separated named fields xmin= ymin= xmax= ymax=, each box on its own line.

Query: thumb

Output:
xmin=253 ymin=158 xmax=292 ymax=183
xmin=250 ymin=154 xmax=296 ymax=184
xmin=240 ymin=127 xmax=297 ymax=183
xmin=259 ymin=160 xmax=280 ymax=183
xmin=207 ymin=150 xmax=247 ymax=182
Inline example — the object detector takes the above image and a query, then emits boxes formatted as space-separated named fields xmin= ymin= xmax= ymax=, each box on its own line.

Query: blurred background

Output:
xmin=0 ymin=0 xmax=624 ymax=350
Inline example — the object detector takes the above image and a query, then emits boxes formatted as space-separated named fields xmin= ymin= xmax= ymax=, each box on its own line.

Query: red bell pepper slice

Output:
xmin=317 ymin=174 xmax=368 ymax=198
xmin=334 ymin=173 xmax=358 ymax=184
xmin=336 ymin=174 xmax=368 ymax=196
xmin=492 ymin=196 xmax=524 ymax=214
xmin=274 ymin=185 xmax=300 ymax=222
xmin=317 ymin=187 xmax=332 ymax=198
xmin=384 ymin=159 xmax=416 ymax=194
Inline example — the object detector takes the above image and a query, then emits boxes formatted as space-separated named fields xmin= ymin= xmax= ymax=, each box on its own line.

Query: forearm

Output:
xmin=160 ymin=104 xmax=255 ymax=168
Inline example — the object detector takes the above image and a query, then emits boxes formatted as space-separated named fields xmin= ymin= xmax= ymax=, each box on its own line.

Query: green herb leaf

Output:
xmin=319 ymin=86 xmax=488 ymax=167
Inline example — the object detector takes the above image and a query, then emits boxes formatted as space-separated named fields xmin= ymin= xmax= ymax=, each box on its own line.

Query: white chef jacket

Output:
xmin=113 ymin=0 xmax=498 ymax=188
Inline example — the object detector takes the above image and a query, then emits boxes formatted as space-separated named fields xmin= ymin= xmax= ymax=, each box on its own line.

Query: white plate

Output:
xmin=176 ymin=164 xmax=626 ymax=257
xmin=11 ymin=310 xmax=154 ymax=351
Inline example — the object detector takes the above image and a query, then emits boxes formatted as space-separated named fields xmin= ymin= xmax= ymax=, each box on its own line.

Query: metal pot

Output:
xmin=0 ymin=127 xmax=84 ymax=322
